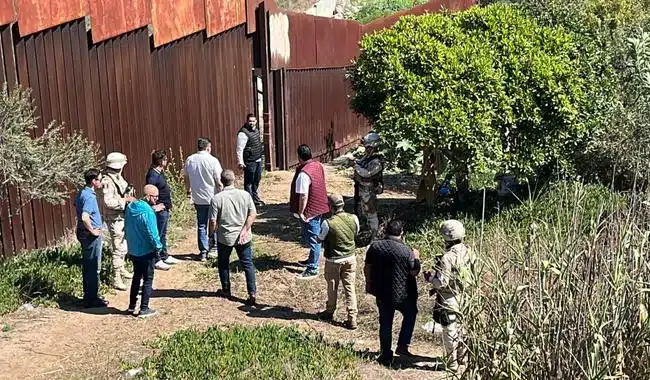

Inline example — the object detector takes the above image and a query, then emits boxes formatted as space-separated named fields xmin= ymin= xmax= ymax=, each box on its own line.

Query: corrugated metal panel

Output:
xmin=0 ymin=0 xmax=15 ymax=26
xmin=16 ymin=0 xmax=87 ymax=36
xmin=283 ymin=67 xmax=368 ymax=167
xmin=363 ymin=0 xmax=476 ymax=34
xmin=246 ymin=0 xmax=264 ymax=34
xmin=288 ymin=12 xmax=316 ymax=68
xmin=1 ymin=21 xmax=254 ymax=257
xmin=206 ymin=0 xmax=246 ymax=37
xmin=89 ymin=0 xmax=151 ymax=43
xmin=151 ymin=0 xmax=206 ymax=47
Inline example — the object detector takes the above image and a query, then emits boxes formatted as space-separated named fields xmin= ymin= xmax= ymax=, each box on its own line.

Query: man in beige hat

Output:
xmin=317 ymin=193 xmax=360 ymax=330
xmin=101 ymin=152 xmax=136 ymax=290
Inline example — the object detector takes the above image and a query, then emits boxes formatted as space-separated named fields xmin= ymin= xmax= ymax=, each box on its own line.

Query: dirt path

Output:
xmin=0 ymin=165 xmax=445 ymax=380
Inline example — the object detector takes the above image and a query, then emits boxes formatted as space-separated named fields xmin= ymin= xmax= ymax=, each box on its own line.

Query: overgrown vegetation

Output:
xmin=404 ymin=182 xmax=650 ymax=378
xmin=0 ymin=84 xmax=99 ymax=205
xmin=350 ymin=5 xmax=589 ymax=203
xmin=140 ymin=325 xmax=362 ymax=380
xmin=165 ymin=148 xmax=193 ymax=245
xmin=352 ymin=0 xmax=428 ymax=23
xmin=0 ymin=244 xmax=113 ymax=314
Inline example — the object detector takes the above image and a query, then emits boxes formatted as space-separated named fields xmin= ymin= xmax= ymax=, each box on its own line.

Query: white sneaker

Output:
xmin=164 ymin=256 xmax=180 ymax=265
xmin=155 ymin=260 xmax=170 ymax=271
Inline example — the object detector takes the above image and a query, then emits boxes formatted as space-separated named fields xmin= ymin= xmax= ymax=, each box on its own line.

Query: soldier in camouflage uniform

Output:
xmin=101 ymin=152 xmax=136 ymax=291
xmin=424 ymin=219 xmax=471 ymax=372
xmin=354 ymin=132 xmax=383 ymax=241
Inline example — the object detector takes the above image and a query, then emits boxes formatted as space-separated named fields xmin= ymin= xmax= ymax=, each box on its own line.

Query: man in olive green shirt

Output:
xmin=317 ymin=193 xmax=360 ymax=330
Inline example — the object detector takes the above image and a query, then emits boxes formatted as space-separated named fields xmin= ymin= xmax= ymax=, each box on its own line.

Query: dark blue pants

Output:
xmin=195 ymin=204 xmax=217 ymax=254
xmin=156 ymin=209 xmax=169 ymax=261
xmin=129 ymin=253 xmax=155 ymax=311
xmin=244 ymin=161 xmax=263 ymax=203
xmin=217 ymin=241 xmax=257 ymax=295
xmin=78 ymin=232 xmax=103 ymax=304
xmin=377 ymin=298 xmax=418 ymax=358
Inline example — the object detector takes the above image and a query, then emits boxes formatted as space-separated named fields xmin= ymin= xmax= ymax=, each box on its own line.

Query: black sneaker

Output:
xmin=296 ymin=269 xmax=318 ymax=280
xmin=199 ymin=251 xmax=208 ymax=262
xmin=138 ymin=308 xmax=159 ymax=319
xmin=246 ymin=294 xmax=257 ymax=306
xmin=297 ymin=259 xmax=310 ymax=267
xmin=254 ymin=200 xmax=266 ymax=207
xmin=83 ymin=298 xmax=108 ymax=308
xmin=217 ymin=289 xmax=232 ymax=299
xmin=377 ymin=354 xmax=393 ymax=366
xmin=396 ymin=345 xmax=415 ymax=357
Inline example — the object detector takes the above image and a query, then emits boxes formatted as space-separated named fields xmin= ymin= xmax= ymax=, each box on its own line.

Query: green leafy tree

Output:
xmin=0 ymin=84 xmax=99 ymax=206
xmin=349 ymin=5 xmax=589 ymax=203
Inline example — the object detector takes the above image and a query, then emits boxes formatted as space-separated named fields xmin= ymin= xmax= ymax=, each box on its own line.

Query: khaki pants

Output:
xmin=107 ymin=217 xmax=128 ymax=272
xmin=324 ymin=259 xmax=358 ymax=322
xmin=442 ymin=322 xmax=462 ymax=370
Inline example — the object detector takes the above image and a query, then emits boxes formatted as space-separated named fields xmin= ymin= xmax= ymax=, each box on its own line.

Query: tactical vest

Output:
xmin=324 ymin=212 xmax=357 ymax=260
xmin=239 ymin=125 xmax=263 ymax=163
xmin=358 ymin=154 xmax=384 ymax=192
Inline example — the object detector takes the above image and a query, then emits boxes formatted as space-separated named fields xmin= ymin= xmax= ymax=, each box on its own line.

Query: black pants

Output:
xmin=377 ymin=298 xmax=418 ymax=358
xmin=129 ymin=253 xmax=155 ymax=311
xmin=244 ymin=161 xmax=263 ymax=203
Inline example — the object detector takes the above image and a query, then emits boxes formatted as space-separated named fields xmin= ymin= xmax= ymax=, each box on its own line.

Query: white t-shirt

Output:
xmin=295 ymin=172 xmax=311 ymax=194
xmin=184 ymin=151 xmax=223 ymax=205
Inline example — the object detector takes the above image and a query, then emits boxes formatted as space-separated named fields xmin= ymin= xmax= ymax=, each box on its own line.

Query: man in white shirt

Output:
xmin=184 ymin=137 xmax=223 ymax=261
xmin=236 ymin=113 xmax=265 ymax=207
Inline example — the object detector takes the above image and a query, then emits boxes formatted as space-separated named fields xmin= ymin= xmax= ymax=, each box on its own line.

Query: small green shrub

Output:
xmin=0 ymin=244 xmax=112 ymax=314
xmin=353 ymin=0 xmax=429 ymax=23
xmin=140 ymin=325 xmax=362 ymax=380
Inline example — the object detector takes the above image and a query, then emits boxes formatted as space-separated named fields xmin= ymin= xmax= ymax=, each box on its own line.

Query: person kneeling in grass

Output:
xmin=124 ymin=184 xmax=163 ymax=318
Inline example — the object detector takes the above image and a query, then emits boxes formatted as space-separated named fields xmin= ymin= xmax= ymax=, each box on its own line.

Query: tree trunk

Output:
xmin=417 ymin=149 xmax=443 ymax=205
xmin=455 ymin=164 xmax=470 ymax=204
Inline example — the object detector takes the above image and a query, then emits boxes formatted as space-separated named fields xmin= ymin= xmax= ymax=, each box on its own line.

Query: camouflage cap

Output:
xmin=328 ymin=193 xmax=345 ymax=208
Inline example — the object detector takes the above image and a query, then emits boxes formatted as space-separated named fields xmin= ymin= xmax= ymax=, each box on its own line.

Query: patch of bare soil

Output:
xmin=0 ymin=165 xmax=446 ymax=380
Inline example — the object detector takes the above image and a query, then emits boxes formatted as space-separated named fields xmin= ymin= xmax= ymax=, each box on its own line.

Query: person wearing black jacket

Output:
xmin=236 ymin=113 xmax=265 ymax=206
xmin=145 ymin=150 xmax=179 ymax=269
xmin=364 ymin=219 xmax=421 ymax=365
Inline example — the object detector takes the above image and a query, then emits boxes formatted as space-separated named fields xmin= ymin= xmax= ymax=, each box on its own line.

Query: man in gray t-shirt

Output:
xmin=208 ymin=169 xmax=258 ymax=305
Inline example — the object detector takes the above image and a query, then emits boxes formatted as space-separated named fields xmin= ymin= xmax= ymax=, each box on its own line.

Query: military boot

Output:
xmin=113 ymin=274 xmax=128 ymax=291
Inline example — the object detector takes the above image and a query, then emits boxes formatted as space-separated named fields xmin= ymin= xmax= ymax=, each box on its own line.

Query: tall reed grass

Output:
xmin=459 ymin=182 xmax=650 ymax=379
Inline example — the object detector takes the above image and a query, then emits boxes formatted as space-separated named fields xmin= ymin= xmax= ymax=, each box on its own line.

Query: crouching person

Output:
xmin=317 ymin=193 xmax=359 ymax=330
xmin=124 ymin=185 xmax=163 ymax=318
xmin=424 ymin=219 xmax=471 ymax=372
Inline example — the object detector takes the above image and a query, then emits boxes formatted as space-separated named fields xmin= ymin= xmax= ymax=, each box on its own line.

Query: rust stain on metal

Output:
xmin=206 ymin=0 xmax=246 ymax=37
xmin=17 ymin=0 xmax=87 ymax=36
xmin=89 ymin=0 xmax=151 ymax=43
xmin=0 ymin=0 xmax=15 ymax=26
xmin=245 ymin=0 xmax=263 ymax=34
xmin=151 ymin=0 xmax=206 ymax=46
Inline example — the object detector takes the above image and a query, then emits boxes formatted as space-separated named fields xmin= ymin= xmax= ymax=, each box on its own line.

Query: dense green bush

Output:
xmin=0 ymin=244 xmax=112 ymax=314
xmin=140 ymin=325 xmax=362 ymax=380
xmin=349 ymin=5 xmax=589 ymax=203
xmin=165 ymin=148 xmax=194 ymax=245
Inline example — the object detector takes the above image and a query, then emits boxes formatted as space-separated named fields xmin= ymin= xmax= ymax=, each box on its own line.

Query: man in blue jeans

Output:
xmin=124 ymin=185 xmax=163 ymax=318
xmin=364 ymin=220 xmax=421 ymax=365
xmin=184 ymin=137 xmax=223 ymax=261
xmin=74 ymin=168 xmax=108 ymax=308
xmin=289 ymin=145 xmax=329 ymax=279
xmin=146 ymin=149 xmax=179 ymax=270
xmin=208 ymin=170 xmax=257 ymax=305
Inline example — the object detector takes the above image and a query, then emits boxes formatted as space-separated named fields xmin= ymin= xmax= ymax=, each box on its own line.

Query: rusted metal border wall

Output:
xmin=0 ymin=21 xmax=254 ymax=258
xmin=280 ymin=67 xmax=368 ymax=168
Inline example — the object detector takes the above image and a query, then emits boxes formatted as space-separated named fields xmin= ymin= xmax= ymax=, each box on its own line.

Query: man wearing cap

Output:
xmin=354 ymin=131 xmax=384 ymax=241
xmin=317 ymin=193 xmax=360 ymax=330
xmin=101 ymin=152 xmax=136 ymax=291
xmin=424 ymin=219 xmax=471 ymax=371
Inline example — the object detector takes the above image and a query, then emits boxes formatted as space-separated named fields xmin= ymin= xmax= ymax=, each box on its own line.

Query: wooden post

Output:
xmin=256 ymin=1 xmax=275 ymax=171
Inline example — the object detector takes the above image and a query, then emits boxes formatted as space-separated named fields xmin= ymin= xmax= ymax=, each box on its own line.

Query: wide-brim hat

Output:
xmin=106 ymin=152 xmax=127 ymax=170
